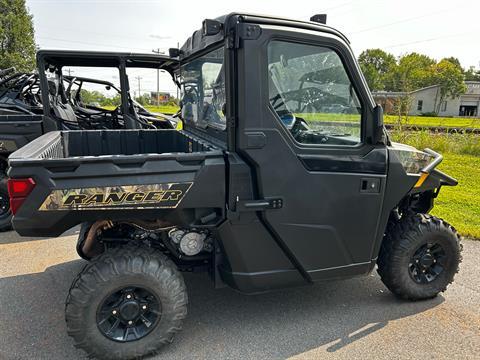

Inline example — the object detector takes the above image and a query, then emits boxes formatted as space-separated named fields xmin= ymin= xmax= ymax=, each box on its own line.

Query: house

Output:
xmin=150 ymin=91 xmax=171 ymax=104
xmin=372 ymin=81 xmax=480 ymax=117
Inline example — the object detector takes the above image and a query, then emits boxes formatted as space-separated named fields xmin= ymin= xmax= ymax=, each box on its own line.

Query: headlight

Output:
xmin=391 ymin=148 xmax=435 ymax=175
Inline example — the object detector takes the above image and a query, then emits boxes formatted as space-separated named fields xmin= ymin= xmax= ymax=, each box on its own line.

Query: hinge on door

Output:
xmin=238 ymin=24 xmax=262 ymax=40
xmin=226 ymin=116 xmax=236 ymax=129
xmin=226 ymin=24 xmax=262 ymax=49
xmin=226 ymin=29 xmax=239 ymax=49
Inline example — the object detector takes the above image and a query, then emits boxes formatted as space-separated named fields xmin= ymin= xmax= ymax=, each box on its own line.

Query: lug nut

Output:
xmin=128 ymin=320 xmax=133 ymax=325
xmin=112 ymin=310 xmax=117 ymax=315
xmin=126 ymin=294 xmax=132 ymax=299
xmin=142 ymin=305 xmax=147 ymax=310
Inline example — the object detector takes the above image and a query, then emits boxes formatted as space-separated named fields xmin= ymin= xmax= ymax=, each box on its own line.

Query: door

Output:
xmin=236 ymin=25 xmax=387 ymax=280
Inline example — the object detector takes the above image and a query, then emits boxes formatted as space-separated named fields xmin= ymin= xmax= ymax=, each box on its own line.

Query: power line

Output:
xmin=351 ymin=5 xmax=466 ymax=34
xmin=38 ymin=26 xmax=172 ymax=43
xmin=36 ymin=36 xmax=153 ymax=52
xmin=324 ymin=0 xmax=356 ymax=11
xmin=383 ymin=31 xmax=473 ymax=49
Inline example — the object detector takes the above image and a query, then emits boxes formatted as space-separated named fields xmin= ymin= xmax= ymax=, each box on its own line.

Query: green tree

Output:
xmin=358 ymin=49 xmax=397 ymax=91
xmin=431 ymin=59 xmax=466 ymax=114
xmin=79 ymin=89 xmax=107 ymax=105
xmin=0 ymin=0 xmax=36 ymax=72
xmin=441 ymin=57 xmax=463 ymax=71
xmin=393 ymin=52 xmax=436 ymax=92
xmin=387 ymin=53 xmax=435 ymax=119
xmin=135 ymin=94 xmax=151 ymax=106
xmin=464 ymin=66 xmax=480 ymax=81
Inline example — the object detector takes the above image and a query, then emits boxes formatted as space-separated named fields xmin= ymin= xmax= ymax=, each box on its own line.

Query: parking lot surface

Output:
xmin=0 ymin=230 xmax=478 ymax=359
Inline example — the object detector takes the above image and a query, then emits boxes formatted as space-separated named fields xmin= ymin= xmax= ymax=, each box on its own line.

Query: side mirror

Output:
xmin=169 ymin=48 xmax=182 ymax=58
xmin=202 ymin=19 xmax=222 ymax=36
xmin=372 ymin=104 xmax=384 ymax=144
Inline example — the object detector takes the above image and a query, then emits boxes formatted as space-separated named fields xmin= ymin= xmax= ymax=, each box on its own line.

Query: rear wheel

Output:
xmin=377 ymin=213 xmax=462 ymax=300
xmin=66 ymin=245 xmax=188 ymax=359
xmin=0 ymin=177 xmax=12 ymax=232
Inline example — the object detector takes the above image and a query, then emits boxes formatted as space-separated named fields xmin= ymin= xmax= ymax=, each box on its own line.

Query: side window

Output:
xmin=179 ymin=47 xmax=226 ymax=130
xmin=268 ymin=41 xmax=362 ymax=145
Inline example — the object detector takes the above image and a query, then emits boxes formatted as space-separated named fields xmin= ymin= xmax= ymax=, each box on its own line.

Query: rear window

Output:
xmin=177 ymin=47 xmax=226 ymax=130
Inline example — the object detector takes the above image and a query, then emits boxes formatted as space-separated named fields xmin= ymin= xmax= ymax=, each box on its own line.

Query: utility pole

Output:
xmin=176 ymin=41 xmax=180 ymax=102
xmin=152 ymin=48 xmax=163 ymax=106
xmin=135 ymin=76 xmax=142 ymax=100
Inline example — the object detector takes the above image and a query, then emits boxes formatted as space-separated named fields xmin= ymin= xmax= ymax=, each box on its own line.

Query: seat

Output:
xmin=48 ymin=78 xmax=78 ymax=125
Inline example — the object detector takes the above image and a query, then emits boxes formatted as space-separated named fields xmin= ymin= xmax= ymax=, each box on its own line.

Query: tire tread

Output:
xmin=377 ymin=213 xmax=462 ymax=300
xmin=65 ymin=245 xmax=187 ymax=359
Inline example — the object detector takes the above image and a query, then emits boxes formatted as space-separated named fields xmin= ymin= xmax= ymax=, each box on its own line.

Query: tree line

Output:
xmin=2 ymin=1 xmax=478 ymax=116
xmin=358 ymin=49 xmax=477 ymax=114
xmin=78 ymin=90 xmax=178 ymax=108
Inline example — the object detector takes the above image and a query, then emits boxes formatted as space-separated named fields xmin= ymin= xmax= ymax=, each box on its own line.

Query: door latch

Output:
xmin=237 ymin=197 xmax=283 ymax=211
xmin=360 ymin=178 xmax=381 ymax=193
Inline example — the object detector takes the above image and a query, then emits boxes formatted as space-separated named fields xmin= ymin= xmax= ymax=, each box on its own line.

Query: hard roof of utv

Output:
xmin=36 ymin=50 xmax=178 ymax=69
xmin=180 ymin=12 xmax=350 ymax=58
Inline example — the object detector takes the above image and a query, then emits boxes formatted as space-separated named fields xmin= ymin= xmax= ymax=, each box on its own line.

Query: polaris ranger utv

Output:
xmin=7 ymin=13 xmax=461 ymax=359
xmin=0 ymin=55 xmax=177 ymax=231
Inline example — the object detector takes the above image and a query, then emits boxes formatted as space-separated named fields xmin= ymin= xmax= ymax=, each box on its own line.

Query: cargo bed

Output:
xmin=9 ymin=129 xmax=216 ymax=161
xmin=8 ymin=129 xmax=226 ymax=236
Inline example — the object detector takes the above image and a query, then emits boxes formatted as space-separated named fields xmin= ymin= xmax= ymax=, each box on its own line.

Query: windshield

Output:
xmin=177 ymin=47 xmax=226 ymax=130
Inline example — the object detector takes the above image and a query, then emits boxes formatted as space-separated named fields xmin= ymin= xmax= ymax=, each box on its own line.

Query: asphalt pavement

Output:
xmin=0 ymin=230 xmax=478 ymax=360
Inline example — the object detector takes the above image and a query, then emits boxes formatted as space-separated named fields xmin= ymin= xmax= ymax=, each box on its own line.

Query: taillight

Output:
xmin=7 ymin=178 xmax=36 ymax=215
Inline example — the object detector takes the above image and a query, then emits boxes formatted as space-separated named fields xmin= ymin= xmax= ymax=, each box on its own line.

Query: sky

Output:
xmin=26 ymin=0 xmax=480 ymax=96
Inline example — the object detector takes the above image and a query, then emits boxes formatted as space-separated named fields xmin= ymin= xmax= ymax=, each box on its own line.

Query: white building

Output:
xmin=373 ymin=81 xmax=480 ymax=118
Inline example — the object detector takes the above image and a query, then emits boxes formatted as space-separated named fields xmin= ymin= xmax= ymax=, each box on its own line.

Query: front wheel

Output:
xmin=66 ymin=245 xmax=188 ymax=359
xmin=377 ymin=213 xmax=462 ymax=300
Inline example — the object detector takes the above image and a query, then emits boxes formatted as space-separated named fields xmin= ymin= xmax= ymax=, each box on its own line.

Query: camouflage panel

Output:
xmin=39 ymin=182 xmax=193 ymax=211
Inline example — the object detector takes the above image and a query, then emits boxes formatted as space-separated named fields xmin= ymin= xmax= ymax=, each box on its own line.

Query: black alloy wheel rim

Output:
xmin=408 ymin=242 xmax=446 ymax=284
xmin=97 ymin=286 xmax=162 ymax=342
xmin=0 ymin=189 xmax=10 ymax=218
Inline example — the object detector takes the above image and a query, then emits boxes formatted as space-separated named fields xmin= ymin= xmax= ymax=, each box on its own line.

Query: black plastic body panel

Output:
xmin=8 ymin=129 xmax=225 ymax=237
xmin=0 ymin=115 xmax=44 ymax=154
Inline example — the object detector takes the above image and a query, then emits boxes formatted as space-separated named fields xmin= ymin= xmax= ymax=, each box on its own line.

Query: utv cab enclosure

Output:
xmin=8 ymin=13 xmax=461 ymax=360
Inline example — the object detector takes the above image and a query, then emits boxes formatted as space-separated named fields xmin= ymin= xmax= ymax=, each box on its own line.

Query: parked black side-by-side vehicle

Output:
xmin=0 ymin=57 xmax=177 ymax=230
xmin=7 ymin=13 xmax=461 ymax=360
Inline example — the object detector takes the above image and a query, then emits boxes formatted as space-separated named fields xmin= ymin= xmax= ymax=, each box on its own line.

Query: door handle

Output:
xmin=360 ymin=178 xmax=381 ymax=193
xmin=237 ymin=198 xmax=283 ymax=211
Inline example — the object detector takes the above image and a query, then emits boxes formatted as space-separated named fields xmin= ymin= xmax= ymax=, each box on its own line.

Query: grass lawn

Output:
xmin=430 ymin=153 xmax=480 ymax=239
xmin=384 ymin=115 xmax=480 ymax=129
xmin=291 ymin=113 xmax=480 ymax=129
xmin=145 ymin=105 xmax=179 ymax=114
xmin=101 ymin=105 xmax=179 ymax=114
xmin=130 ymin=105 xmax=480 ymax=129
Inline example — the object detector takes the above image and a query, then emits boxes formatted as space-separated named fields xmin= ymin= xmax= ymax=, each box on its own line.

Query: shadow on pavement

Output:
xmin=0 ymin=259 xmax=444 ymax=360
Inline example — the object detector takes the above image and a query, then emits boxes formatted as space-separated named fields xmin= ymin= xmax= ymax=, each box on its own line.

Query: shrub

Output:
xmin=389 ymin=129 xmax=480 ymax=156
